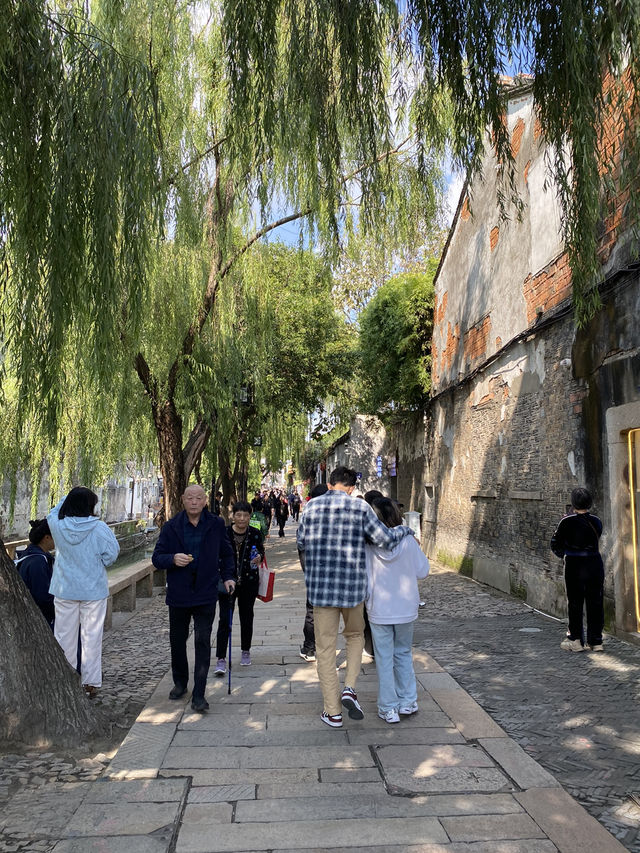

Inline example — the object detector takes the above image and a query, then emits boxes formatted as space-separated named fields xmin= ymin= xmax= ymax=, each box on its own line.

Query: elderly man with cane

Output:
xmin=152 ymin=484 xmax=236 ymax=712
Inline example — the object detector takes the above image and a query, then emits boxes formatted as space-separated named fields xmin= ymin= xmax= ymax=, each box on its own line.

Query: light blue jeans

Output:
xmin=370 ymin=621 xmax=417 ymax=713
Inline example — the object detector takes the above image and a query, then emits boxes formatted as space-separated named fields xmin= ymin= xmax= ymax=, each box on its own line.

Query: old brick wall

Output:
xmin=393 ymin=276 xmax=640 ymax=626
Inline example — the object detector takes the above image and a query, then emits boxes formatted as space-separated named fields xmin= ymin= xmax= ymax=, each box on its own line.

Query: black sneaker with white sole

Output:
xmin=341 ymin=686 xmax=364 ymax=720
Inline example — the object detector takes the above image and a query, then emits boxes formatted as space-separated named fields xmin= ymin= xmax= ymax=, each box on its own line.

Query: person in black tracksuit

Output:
xmin=215 ymin=501 xmax=266 ymax=669
xmin=551 ymin=487 xmax=604 ymax=652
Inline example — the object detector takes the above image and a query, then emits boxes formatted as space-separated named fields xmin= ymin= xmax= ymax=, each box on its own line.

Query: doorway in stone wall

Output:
xmin=629 ymin=428 xmax=640 ymax=632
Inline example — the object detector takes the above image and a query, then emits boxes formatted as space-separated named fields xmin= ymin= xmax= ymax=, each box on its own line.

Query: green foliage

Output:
xmin=0 ymin=1 xmax=161 ymax=434
xmin=358 ymin=263 xmax=437 ymax=412
xmin=223 ymin=0 xmax=640 ymax=324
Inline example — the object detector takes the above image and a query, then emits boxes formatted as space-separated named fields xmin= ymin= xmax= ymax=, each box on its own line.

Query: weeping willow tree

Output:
xmin=223 ymin=0 xmax=640 ymax=323
xmin=0 ymin=0 xmax=161 ymax=745
xmin=189 ymin=243 xmax=357 ymax=507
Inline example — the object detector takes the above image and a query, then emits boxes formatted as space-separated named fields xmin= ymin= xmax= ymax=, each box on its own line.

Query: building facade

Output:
xmin=424 ymin=80 xmax=640 ymax=638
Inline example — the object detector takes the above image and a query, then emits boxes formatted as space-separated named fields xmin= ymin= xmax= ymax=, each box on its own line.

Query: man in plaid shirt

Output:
xmin=297 ymin=466 xmax=414 ymax=728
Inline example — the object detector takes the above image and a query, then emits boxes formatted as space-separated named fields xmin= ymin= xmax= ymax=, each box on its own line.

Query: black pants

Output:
xmin=278 ymin=518 xmax=286 ymax=536
xmin=291 ymin=506 xmax=300 ymax=521
xmin=169 ymin=603 xmax=216 ymax=699
xmin=565 ymin=555 xmax=604 ymax=646
xmin=216 ymin=584 xmax=258 ymax=657
xmin=301 ymin=598 xmax=315 ymax=654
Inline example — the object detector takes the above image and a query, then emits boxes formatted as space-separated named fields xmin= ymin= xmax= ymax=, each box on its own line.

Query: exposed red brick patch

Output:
xmin=524 ymin=160 xmax=531 ymax=185
xmin=463 ymin=315 xmax=492 ymax=363
xmin=435 ymin=290 xmax=448 ymax=325
xmin=431 ymin=341 xmax=439 ymax=387
xmin=522 ymin=253 xmax=572 ymax=324
xmin=490 ymin=226 xmax=500 ymax=251
xmin=511 ymin=118 xmax=525 ymax=158
xmin=440 ymin=322 xmax=460 ymax=375
xmin=533 ymin=116 xmax=543 ymax=140
xmin=596 ymin=69 xmax=636 ymax=263
xmin=461 ymin=196 xmax=470 ymax=221
xmin=495 ymin=337 xmax=502 ymax=349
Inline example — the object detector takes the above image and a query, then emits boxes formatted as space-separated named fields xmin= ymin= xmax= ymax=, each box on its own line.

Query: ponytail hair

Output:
xmin=28 ymin=518 xmax=51 ymax=544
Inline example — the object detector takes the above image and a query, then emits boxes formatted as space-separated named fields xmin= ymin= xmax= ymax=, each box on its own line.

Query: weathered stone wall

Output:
xmin=391 ymin=275 xmax=640 ymax=632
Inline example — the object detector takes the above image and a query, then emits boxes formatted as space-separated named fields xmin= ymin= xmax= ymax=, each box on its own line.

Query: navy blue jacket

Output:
xmin=16 ymin=544 xmax=55 ymax=626
xmin=152 ymin=509 xmax=235 ymax=607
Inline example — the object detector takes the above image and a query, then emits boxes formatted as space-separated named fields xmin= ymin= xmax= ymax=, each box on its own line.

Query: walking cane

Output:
xmin=227 ymin=591 xmax=234 ymax=695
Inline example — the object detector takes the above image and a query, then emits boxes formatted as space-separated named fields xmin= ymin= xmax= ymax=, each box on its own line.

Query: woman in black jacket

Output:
xmin=215 ymin=501 xmax=265 ymax=670
xmin=275 ymin=498 xmax=289 ymax=537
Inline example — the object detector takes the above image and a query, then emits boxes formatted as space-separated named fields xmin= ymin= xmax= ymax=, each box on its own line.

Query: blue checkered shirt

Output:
xmin=296 ymin=490 xmax=413 ymax=607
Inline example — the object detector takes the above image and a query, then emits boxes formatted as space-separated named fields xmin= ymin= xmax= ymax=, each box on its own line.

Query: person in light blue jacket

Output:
xmin=48 ymin=487 xmax=120 ymax=697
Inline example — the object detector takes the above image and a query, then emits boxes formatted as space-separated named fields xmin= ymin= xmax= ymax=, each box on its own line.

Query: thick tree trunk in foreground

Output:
xmin=0 ymin=544 xmax=104 ymax=747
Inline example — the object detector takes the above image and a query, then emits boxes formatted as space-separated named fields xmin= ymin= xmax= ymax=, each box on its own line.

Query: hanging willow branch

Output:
xmin=223 ymin=0 xmax=640 ymax=324
xmin=0 ymin=1 xmax=161 ymax=434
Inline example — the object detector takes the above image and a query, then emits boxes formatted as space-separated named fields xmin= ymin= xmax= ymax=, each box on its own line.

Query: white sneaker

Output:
xmin=378 ymin=708 xmax=400 ymax=724
xmin=560 ymin=638 xmax=585 ymax=652
xmin=589 ymin=643 xmax=604 ymax=651
xmin=399 ymin=701 xmax=418 ymax=715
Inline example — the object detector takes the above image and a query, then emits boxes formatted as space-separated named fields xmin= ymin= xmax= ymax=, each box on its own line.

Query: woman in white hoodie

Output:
xmin=48 ymin=487 xmax=120 ymax=696
xmin=365 ymin=498 xmax=430 ymax=723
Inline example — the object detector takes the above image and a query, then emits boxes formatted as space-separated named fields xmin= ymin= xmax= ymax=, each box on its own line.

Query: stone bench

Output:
xmin=105 ymin=559 xmax=160 ymax=629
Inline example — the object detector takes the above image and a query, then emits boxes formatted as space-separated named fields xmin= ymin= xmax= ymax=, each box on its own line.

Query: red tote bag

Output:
xmin=257 ymin=557 xmax=275 ymax=602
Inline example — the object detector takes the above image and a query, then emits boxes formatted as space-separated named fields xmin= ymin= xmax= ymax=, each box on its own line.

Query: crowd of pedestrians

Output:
xmin=14 ymin=471 xmax=603 ymax=726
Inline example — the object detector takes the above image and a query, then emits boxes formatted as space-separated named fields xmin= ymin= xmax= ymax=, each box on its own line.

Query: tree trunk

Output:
xmin=0 ymin=544 xmax=105 ymax=746
xmin=154 ymin=399 xmax=187 ymax=519
xmin=217 ymin=445 xmax=237 ymax=521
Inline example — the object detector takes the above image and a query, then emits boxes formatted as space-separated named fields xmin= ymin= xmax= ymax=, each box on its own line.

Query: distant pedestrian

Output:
xmin=551 ymin=487 xmax=604 ymax=652
xmin=297 ymin=465 xmax=415 ymax=728
xmin=276 ymin=498 xmax=289 ymax=537
xmin=290 ymin=491 xmax=302 ymax=522
xmin=365 ymin=498 xmax=430 ymax=723
xmin=152 ymin=485 xmax=236 ymax=711
xmin=48 ymin=487 xmax=120 ymax=698
xmin=297 ymin=483 xmax=328 ymax=662
xmin=15 ymin=519 xmax=56 ymax=629
xmin=215 ymin=501 xmax=265 ymax=672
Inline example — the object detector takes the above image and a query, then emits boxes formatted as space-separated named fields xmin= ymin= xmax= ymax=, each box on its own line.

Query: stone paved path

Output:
xmin=415 ymin=567 xmax=640 ymax=851
xmin=1 ymin=519 xmax=638 ymax=852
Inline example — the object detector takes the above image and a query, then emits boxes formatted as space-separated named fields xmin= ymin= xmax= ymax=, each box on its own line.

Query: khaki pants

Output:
xmin=313 ymin=603 xmax=365 ymax=715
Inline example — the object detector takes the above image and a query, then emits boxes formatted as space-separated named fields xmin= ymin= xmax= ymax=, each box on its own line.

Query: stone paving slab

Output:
xmin=172 ymin=727 xmax=349 ymax=747
xmin=160 ymin=768 xmax=320 ymax=786
xmin=84 ymin=778 xmax=188 ymax=803
xmin=235 ymin=792 xmax=529 ymax=822
xmin=275 ymin=844 xmax=558 ymax=853
xmin=0 ymin=788 xmax=89 ymax=835
xmin=175 ymin=814 xmax=450 ymax=852
xmin=64 ymin=801 xmax=185 ymax=836
xmin=440 ymin=813 xmax=546 ymax=842
xmin=162 ymin=744 xmax=375 ymax=769
xmin=417 ymin=672 xmax=463 ymax=691
xmin=346 ymin=727 xmax=465 ymax=745
xmin=429 ymin=688 xmax=507 ymax=739
xmin=479 ymin=738 xmax=560 ymax=789
xmin=187 ymin=784 xmax=256 ymax=803
xmin=515 ymin=788 xmax=629 ymax=852
xmin=104 ymin=722 xmax=177 ymax=780
xmin=52 ymin=837 xmax=171 ymax=853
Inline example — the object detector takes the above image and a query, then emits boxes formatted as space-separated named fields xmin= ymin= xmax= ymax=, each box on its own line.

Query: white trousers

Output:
xmin=54 ymin=597 xmax=107 ymax=688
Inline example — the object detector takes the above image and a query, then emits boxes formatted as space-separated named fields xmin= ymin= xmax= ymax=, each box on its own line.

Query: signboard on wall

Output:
xmin=388 ymin=454 xmax=397 ymax=477
xmin=376 ymin=455 xmax=383 ymax=477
